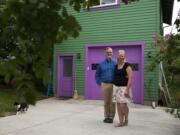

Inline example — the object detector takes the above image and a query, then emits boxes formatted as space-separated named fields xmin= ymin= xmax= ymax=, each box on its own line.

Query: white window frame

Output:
xmin=89 ymin=0 xmax=119 ymax=8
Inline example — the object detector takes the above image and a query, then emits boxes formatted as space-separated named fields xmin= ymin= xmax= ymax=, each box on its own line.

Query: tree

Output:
xmin=0 ymin=0 xmax=139 ymax=105
xmin=0 ymin=0 xmax=82 ymax=104
xmin=149 ymin=18 xmax=180 ymax=108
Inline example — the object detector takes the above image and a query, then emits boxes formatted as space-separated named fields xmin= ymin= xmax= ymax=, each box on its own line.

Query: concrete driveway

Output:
xmin=0 ymin=98 xmax=179 ymax=135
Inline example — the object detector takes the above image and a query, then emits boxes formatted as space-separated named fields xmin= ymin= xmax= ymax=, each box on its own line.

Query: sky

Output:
xmin=163 ymin=0 xmax=180 ymax=35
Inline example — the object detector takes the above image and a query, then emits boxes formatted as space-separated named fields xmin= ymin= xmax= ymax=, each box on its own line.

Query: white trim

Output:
xmin=90 ymin=0 xmax=119 ymax=8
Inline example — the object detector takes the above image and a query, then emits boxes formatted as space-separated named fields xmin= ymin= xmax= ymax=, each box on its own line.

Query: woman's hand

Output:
xmin=124 ymin=88 xmax=130 ymax=98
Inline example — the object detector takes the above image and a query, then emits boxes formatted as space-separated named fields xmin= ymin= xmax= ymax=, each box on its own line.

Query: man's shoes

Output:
xmin=107 ymin=118 xmax=113 ymax=123
xmin=103 ymin=118 xmax=113 ymax=123
xmin=103 ymin=118 xmax=109 ymax=123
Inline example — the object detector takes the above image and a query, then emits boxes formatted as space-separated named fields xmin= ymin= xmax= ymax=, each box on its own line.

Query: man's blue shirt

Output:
xmin=95 ymin=59 xmax=116 ymax=85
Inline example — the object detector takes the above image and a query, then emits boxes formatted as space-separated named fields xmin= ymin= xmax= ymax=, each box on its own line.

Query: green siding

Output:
xmin=53 ymin=0 xmax=161 ymax=102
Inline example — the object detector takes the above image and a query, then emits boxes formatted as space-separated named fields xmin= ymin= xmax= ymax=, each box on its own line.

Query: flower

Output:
xmin=122 ymin=0 xmax=128 ymax=4
xmin=164 ymin=34 xmax=173 ymax=41
xmin=160 ymin=46 xmax=165 ymax=54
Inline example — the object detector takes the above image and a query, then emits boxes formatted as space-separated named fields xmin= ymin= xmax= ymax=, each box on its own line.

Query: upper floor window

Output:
xmin=90 ymin=0 xmax=119 ymax=8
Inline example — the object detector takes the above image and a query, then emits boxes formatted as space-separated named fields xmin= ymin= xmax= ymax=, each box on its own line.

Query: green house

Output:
xmin=53 ymin=0 xmax=174 ymax=104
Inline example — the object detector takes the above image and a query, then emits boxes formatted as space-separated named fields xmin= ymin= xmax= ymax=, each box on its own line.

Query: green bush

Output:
xmin=24 ymin=89 xmax=37 ymax=105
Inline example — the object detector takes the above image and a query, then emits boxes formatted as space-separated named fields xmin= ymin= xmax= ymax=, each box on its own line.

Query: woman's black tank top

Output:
xmin=113 ymin=62 xmax=130 ymax=86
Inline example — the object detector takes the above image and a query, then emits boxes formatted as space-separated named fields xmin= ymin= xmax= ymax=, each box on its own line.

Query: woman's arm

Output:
xmin=125 ymin=66 xmax=133 ymax=97
xmin=126 ymin=66 xmax=133 ymax=90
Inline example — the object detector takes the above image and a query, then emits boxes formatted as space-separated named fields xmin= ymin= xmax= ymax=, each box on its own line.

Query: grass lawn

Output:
xmin=0 ymin=85 xmax=48 ymax=117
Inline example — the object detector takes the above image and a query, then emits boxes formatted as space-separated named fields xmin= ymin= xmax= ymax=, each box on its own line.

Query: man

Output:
xmin=95 ymin=47 xmax=116 ymax=123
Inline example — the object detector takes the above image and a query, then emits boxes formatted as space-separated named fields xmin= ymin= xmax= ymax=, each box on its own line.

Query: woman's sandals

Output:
xmin=114 ymin=123 xmax=124 ymax=127
xmin=114 ymin=120 xmax=128 ymax=127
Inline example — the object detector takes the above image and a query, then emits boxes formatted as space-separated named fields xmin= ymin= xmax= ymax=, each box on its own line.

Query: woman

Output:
xmin=112 ymin=50 xmax=133 ymax=127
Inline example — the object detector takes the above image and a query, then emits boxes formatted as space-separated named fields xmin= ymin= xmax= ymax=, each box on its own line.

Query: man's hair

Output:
xmin=105 ymin=47 xmax=113 ymax=52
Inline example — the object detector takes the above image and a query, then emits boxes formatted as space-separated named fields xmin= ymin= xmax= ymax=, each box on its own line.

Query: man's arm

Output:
xmin=95 ymin=64 xmax=101 ymax=86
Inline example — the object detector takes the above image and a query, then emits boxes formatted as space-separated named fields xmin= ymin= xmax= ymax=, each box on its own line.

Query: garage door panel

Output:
xmin=85 ymin=44 xmax=144 ymax=104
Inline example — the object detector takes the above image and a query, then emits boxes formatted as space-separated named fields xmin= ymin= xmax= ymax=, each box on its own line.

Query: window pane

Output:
xmin=63 ymin=59 xmax=72 ymax=77
xmin=101 ymin=0 xmax=116 ymax=4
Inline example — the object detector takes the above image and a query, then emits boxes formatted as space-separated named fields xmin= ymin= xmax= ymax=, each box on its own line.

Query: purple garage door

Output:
xmin=85 ymin=43 xmax=144 ymax=104
xmin=57 ymin=56 xmax=74 ymax=97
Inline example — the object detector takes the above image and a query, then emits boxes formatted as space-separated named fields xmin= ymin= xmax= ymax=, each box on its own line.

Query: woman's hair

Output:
xmin=117 ymin=50 xmax=126 ymax=62
xmin=117 ymin=50 xmax=125 ymax=55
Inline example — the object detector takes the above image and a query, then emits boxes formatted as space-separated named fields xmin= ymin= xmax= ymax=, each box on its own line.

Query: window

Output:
xmin=90 ymin=0 xmax=119 ymax=8
xmin=63 ymin=59 xmax=72 ymax=77
xmin=102 ymin=0 xmax=117 ymax=5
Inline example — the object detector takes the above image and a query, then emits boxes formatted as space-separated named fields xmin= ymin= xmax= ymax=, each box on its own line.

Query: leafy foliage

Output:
xmin=0 ymin=0 xmax=140 ymax=105
xmin=175 ymin=18 xmax=180 ymax=32
xmin=0 ymin=0 xmax=83 ymax=104
xmin=148 ymin=18 xmax=180 ymax=108
xmin=24 ymin=88 xmax=37 ymax=105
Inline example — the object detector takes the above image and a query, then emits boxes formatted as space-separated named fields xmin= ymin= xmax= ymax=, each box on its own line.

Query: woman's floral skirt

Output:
xmin=112 ymin=85 xmax=133 ymax=103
